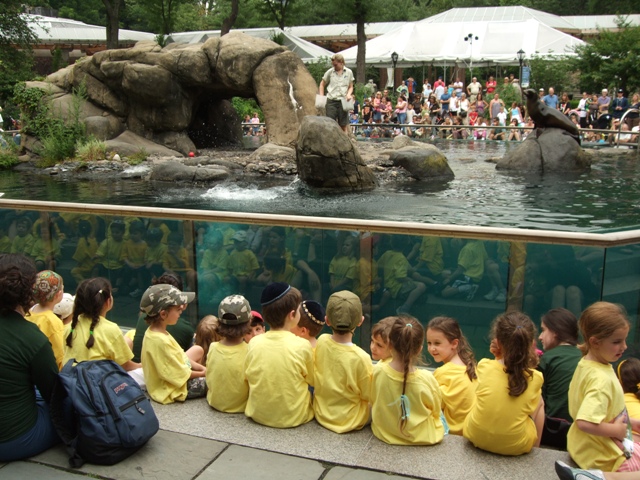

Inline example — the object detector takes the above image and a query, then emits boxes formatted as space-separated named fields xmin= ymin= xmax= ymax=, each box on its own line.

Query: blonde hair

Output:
xmin=194 ymin=315 xmax=221 ymax=361
xmin=331 ymin=54 xmax=345 ymax=64
xmin=578 ymin=302 xmax=629 ymax=355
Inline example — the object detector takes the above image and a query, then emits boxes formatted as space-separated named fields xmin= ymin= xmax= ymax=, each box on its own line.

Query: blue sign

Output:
xmin=522 ymin=66 xmax=531 ymax=88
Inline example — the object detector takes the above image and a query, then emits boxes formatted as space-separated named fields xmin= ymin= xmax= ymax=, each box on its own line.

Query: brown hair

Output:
xmin=262 ymin=286 xmax=301 ymax=329
xmin=194 ymin=315 xmax=221 ymax=360
xmin=491 ymin=311 xmax=537 ymax=397
xmin=216 ymin=322 xmax=251 ymax=342
xmin=297 ymin=307 xmax=323 ymax=337
xmin=618 ymin=358 xmax=640 ymax=400
xmin=427 ymin=316 xmax=477 ymax=381
xmin=372 ymin=317 xmax=395 ymax=345
xmin=0 ymin=253 xmax=37 ymax=315
xmin=67 ymin=277 xmax=112 ymax=349
xmin=388 ymin=315 xmax=425 ymax=435
xmin=579 ymin=302 xmax=629 ymax=355
xmin=541 ymin=308 xmax=579 ymax=346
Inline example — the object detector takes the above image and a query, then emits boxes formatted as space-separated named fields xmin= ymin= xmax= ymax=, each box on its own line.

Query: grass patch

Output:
xmin=0 ymin=149 xmax=19 ymax=169
xmin=126 ymin=149 xmax=148 ymax=165
xmin=76 ymin=138 xmax=107 ymax=162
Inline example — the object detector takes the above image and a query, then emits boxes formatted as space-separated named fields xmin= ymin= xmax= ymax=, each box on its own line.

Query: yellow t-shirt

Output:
xmin=120 ymin=239 xmax=147 ymax=267
xmin=206 ymin=342 xmax=249 ymax=413
xmin=30 ymin=238 xmax=60 ymax=263
xmin=568 ymin=358 xmax=627 ymax=471
xmin=142 ymin=329 xmax=191 ymax=405
xmin=72 ymin=237 xmax=98 ymax=273
xmin=0 ymin=235 xmax=11 ymax=253
xmin=163 ymin=247 xmax=192 ymax=272
xmin=329 ymin=255 xmax=356 ymax=282
xmin=96 ymin=238 xmax=124 ymax=270
xmin=371 ymin=363 xmax=444 ymax=445
xmin=313 ymin=334 xmax=372 ymax=433
xmin=10 ymin=234 xmax=35 ymax=255
xmin=26 ymin=309 xmax=65 ymax=370
xmin=63 ymin=315 xmax=133 ymax=366
xmin=145 ymin=243 xmax=167 ymax=264
xmin=419 ymin=236 xmax=444 ymax=276
xmin=378 ymin=250 xmax=410 ymax=298
xmin=457 ymin=241 xmax=488 ymax=283
xmin=434 ymin=362 xmax=477 ymax=435
xmin=244 ymin=330 xmax=314 ymax=428
xmin=227 ymin=249 xmax=259 ymax=277
xmin=353 ymin=258 xmax=378 ymax=300
xmin=463 ymin=359 xmax=542 ymax=455
xmin=624 ymin=393 xmax=640 ymax=435
xmin=200 ymin=248 xmax=229 ymax=280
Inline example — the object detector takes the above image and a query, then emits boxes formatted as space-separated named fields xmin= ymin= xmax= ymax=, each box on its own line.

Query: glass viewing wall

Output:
xmin=1 ymin=199 xmax=638 ymax=361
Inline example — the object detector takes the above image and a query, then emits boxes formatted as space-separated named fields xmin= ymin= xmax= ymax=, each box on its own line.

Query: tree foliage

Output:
xmin=569 ymin=19 xmax=640 ymax=94
xmin=0 ymin=0 xmax=38 ymax=104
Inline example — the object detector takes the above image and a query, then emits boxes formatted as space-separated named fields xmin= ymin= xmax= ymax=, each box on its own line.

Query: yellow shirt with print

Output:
xmin=313 ymin=334 xmax=372 ymax=433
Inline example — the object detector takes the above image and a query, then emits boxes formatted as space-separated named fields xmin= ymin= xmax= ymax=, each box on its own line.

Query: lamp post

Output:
xmin=516 ymin=49 xmax=524 ymax=100
xmin=391 ymin=51 xmax=398 ymax=88
xmin=464 ymin=32 xmax=478 ymax=81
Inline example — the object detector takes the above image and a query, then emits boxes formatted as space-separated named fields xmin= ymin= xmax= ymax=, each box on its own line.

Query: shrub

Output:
xmin=232 ymin=97 xmax=262 ymax=122
xmin=76 ymin=137 xmax=107 ymax=162
xmin=0 ymin=149 xmax=19 ymax=170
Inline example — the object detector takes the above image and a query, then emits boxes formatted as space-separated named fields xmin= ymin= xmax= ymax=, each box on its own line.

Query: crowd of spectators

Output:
xmin=345 ymin=75 xmax=639 ymax=145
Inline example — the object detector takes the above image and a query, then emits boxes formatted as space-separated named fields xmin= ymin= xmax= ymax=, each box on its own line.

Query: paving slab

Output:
xmin=354 ymin=433 xmax=571 ymax=480
xmin=0 ymin=461 xmax=90 ymax=479
xmin=198 ymin=444 xmax=325 ymax=480
xmin=324 ymin=465 xmax=421 ymax=480
xmin=29 ymin=429 xmax=227 ymax=480
xmin=154 ymin=399 xmax=374 ymax=466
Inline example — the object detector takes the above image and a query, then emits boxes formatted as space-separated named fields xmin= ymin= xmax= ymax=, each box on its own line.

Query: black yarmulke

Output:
xmin=260 ymin=282 xmax=291 ymax=306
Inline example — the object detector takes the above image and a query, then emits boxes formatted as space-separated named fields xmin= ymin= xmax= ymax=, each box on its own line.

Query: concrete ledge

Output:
xmin=154 ymin=398 xmax=571 ymax=480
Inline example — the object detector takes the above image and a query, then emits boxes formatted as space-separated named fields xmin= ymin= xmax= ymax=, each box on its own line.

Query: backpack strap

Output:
xmin=49 ymin=359 xmax=85 ymax=468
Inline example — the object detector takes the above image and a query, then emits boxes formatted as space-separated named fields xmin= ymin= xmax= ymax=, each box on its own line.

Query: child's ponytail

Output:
xmin=388 ymin=315 xmax=424 ymax=435
xmin=617 ymin=358 xmax=640 ymax=401
xmin=492 ymin=311 xmax=537 ymax=397
xmin=68 ymin=277 xmax=112 ymax=349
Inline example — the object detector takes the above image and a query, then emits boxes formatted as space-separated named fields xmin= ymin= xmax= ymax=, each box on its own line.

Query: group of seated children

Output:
xmin=23 ymin=252 xmax=640 ymax=480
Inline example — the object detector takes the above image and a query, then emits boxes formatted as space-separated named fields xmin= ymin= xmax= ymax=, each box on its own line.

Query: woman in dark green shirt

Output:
xmin=0 ymin=254 xmax=60 ymax=461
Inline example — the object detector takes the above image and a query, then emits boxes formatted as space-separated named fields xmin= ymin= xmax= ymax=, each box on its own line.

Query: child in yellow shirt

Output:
xmin=244 ymin=282 xmax=313 ymax=428
xmin=426 ymin=316 xmax=477 ymax=435
xmin=314 ymin=291 xmax=372 ymax=433
xmin=26 ymin=270 xmax=65 ymax=370
xmin=71 ymin=220 xmax=97 ymax=284
xmin=206 ymin=295 xmax=252 ymax=413
xmin=370 ymin=317 xmax=394 ymax=365
xmin=140 ymin=284 xmax=206 ymax=404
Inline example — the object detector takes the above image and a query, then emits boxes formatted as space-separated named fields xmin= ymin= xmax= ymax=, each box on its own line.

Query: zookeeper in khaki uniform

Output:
xmin=319 ymin=54 xmax=354 ymax=134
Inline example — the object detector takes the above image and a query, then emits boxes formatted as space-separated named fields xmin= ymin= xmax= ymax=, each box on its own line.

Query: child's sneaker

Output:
xmin=494 ymin=290 xmax=506 ymax=303
xmin=465 ymin=284 xmax=479 ymax=301
xmin=483 ymin=287 xmax=498 ymax=301
xmin=555 ymin=461 xmax=605 ymax=480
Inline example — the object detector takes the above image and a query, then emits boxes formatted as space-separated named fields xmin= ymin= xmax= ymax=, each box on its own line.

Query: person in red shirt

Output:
xmin=434 ymin=76 xmax=445 ymax=89
xmin=485 ymin=76 xmax=497 ymax=95
xmin=468 ymin=104 xmax=479 ymax=127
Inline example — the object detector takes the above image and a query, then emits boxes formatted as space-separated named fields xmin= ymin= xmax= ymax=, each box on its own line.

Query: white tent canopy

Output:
xmin=338 ymin=18 xmax=586 ymax=68
xmin=168 ymin=28 xmax=334 ymax=63
xmin=26 ymin=15 xmax=155 ymax=44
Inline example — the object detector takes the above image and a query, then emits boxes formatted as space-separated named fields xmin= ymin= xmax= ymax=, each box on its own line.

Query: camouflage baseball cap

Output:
xmin=140 ymin=284 xmax=195 ymax=316
xmin=218 ymin=295 xmax=251 ymax=325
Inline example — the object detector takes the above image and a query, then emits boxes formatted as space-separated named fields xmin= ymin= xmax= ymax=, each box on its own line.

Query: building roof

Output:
xmin=424 ymin=6 xmax=577 ymax=30
xmin=25 ymin=14 xmax=155 ymax=45
xmin=561 ymin=14 xmax=640 ymax=29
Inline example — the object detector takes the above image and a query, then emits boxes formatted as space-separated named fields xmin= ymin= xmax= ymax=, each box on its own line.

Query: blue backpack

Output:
xmin=51 ymin=359 xmax=159 ymax=467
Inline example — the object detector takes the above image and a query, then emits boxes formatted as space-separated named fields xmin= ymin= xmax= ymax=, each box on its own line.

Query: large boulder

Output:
xmin=105 ymin=131 xmax=182 ymax=157
xmin=296 ymin=116 xmax=376 ymax=190
xmin=496 ymin=128 xmax=592 ymax=172
xmin=150 ymin=161 xmax=231 ymax=183
xmin=23 ymin=32 xmax=318 ymax=157
xmin=388 ymin=135 xmax=454 ymax=181
xmin=390 ymin=147 xmax=454 ymax=181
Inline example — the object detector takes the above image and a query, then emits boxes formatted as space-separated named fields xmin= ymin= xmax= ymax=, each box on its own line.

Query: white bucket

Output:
xmin=341 ymin=98 xmax=355 ymax=112
xmin=315 ymin=94 xmax=327 ymax=108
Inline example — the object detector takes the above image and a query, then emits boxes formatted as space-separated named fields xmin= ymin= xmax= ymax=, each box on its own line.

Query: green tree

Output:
xmin=254 ymin=0 xmax=298 ymax=30
xmin=569 ymin=19 xmax=640 ymax=94
xmin=528 ymin=55 xmax=577 ymax=94
xmin=0 ymin=0 xmax=38 ymax=104
xmin=128 ymin=0 xmax=186 ymax=34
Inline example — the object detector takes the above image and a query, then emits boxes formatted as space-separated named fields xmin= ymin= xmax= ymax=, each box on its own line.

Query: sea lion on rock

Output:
xmin=524 ymin=89 xmax=581 ymax=144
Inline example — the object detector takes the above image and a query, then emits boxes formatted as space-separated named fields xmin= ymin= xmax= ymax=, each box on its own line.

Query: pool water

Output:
xmin=1 ymin=141 xmax=639 ymax=232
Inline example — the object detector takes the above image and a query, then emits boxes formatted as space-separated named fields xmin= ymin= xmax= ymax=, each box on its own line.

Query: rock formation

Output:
xmin=295 ymin=116 xmax=376 ymax=191
xmin=495 ymin=128 xmax=592 ymax=172
xmin=22 ymin=32 xmax=318 ymax=157
xmin=388 ymin=136 xmax=455 ymax=181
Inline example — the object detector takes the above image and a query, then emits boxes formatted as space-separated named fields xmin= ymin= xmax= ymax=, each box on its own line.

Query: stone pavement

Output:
xmin=0 ymin=398 xmax=572 ymax=480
